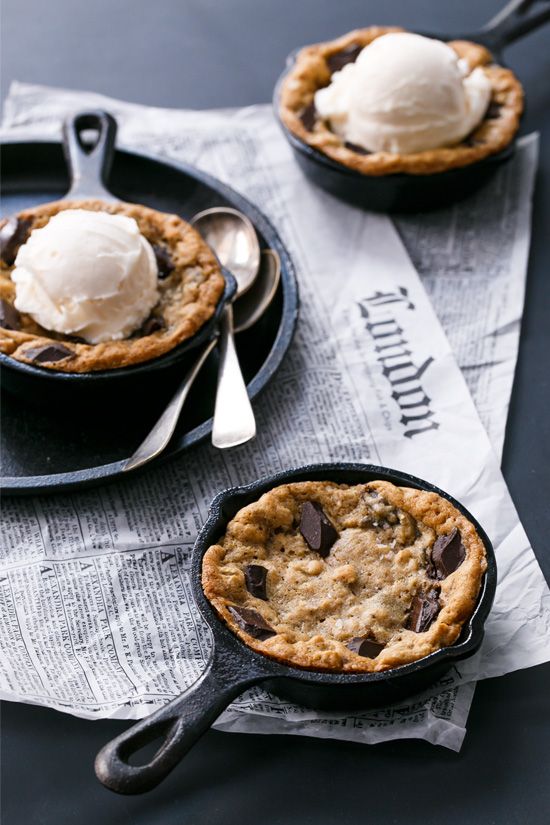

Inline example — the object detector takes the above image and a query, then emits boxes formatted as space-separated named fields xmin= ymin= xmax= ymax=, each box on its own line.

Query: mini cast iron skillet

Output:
xmin=95 ymin=462 xmax=497 ymax=794
xmin=0 ymin=111 xmax=236 ymax=406
xmin=273 ymin=0 xmax=550 ymax=212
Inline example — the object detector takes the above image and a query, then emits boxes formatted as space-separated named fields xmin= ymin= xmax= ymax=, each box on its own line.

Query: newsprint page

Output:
xmin=1 ymin=85 xmax=549 ymax=751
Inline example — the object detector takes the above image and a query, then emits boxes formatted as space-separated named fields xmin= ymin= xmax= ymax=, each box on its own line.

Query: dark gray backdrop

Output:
xmin=1 ymin=1 xmax=549 ymax=823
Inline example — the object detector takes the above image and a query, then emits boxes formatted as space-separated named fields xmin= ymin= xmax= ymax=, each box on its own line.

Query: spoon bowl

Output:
xmin=191 ymin=207 xmax=260 ymax=297
xmin=234 ymin=249 xmax=281 ymax=333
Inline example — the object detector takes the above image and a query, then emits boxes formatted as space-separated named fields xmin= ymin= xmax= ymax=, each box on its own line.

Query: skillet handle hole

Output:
xmin=122 ymin=720 xmax=177 ymax=767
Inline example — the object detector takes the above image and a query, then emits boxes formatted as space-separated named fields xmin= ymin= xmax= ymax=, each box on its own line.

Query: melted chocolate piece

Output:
xmin=244 ymin=564 xmax=268 ymax=600
xmin=152 ymin=244 xmax=175 ymax=279
xmin=140 ymin=316 xmax=165 ymax=336
xmin=227 ymin=605 xmax=276 ymax=640
xmin=463 ymin=135 xmax=483 ymax=147
xmin=347 ymin=636 xmax=385 ymax=658
xmin=327 ymin=44 xmax=362 ymax=74
xmin=299 ymin=501 xmax=338 ymax=557
xmin=0 ymin=299 xmax=21 ymax=331
xmin=430 ymin=528 xmax=466 ymax=580
xmin=344 ymin=141 xmax=371 ymax=155
xmin=407 ymin=591 xmax=440 ymax=633
xmin=486 ymin=101 xmax=502 ymax=120
xmin=299 ymin=102 xmax=317 ymax=132
xmin=24 ymin=343 xmax=75 ymax=364
xmin=0 ymin=217 xmax=31 ymax=266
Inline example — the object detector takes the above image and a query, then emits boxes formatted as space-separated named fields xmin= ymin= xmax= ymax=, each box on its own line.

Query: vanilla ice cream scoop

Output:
xmin=12 ymin=209 xmax=159 ymax=344
xmin=314 ymin=32 xmax=492 ymax=155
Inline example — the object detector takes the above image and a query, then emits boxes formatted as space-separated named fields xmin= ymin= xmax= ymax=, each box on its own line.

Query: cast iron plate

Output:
xmin=0 ymin=139 xmax=299 ymax=495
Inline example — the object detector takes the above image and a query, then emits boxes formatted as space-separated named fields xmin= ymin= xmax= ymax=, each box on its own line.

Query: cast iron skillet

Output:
xmin=0 ymin=129 xmax=298 ymax=494
xmin=0 ymin=111 xmax=237 ymax=406
xmin=95 ymin=462 xmax=497 ymax=795
xmin=273 ymin=0 xmax=550 ymax=212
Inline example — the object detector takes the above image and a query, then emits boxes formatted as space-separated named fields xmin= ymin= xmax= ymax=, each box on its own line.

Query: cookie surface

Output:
xmin=202 ymin=480 xmax=487 ymax=672
xmin=0 ymin=199 xmax=225 ymax=372
xmin=278 ymin=27 xmax=523 ymax=175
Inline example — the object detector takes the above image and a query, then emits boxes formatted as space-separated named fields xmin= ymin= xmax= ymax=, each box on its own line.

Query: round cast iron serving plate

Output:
xmin=0 ymin=138 xmax=299 ymax=495
xmin=95 ymin=462 xmax=497 ymax=795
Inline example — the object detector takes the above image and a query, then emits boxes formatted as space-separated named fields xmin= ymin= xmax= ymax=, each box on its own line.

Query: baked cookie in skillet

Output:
xmin=0 ymin=199 xmax=225 ymax=373
xmin=278 ymin=27 xmax=523 ymax=176
xmin=202 ymin=480 xmax=487 ymax=672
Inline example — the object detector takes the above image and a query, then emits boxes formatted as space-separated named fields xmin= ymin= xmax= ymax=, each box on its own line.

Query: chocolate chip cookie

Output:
xmin=202 ymin=480 xmax=487 ymax=672
xmin=278 ymin=27 xmax=523 ymax=175
xmin=0 ymin=199 xmax=225 ymax=372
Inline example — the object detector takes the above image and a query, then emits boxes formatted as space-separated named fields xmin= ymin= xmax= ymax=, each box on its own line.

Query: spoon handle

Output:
xmin=123 ymin=338 xmax=218 ymax=473
xmin=212 ymin=305 xmax=256 ymax=449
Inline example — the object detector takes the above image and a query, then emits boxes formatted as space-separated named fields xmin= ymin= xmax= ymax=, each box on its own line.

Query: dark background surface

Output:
xmin=1 ymin=0 xmax=549 ymax=823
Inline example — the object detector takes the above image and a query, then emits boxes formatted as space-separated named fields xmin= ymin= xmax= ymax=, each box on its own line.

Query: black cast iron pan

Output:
xmin=273 ymin=0 xmax=550 ymax=212
xmin=0 ymin=111 xmax=237 ymax=407
xmin=95 ymin=462 xmax=497 ymax=794
xmin=0 ymin=118 xmax=299 ymax=494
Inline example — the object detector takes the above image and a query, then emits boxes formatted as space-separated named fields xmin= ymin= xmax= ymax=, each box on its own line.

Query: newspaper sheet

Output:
xmin=1 ymin=84 xmax=549 ymax=752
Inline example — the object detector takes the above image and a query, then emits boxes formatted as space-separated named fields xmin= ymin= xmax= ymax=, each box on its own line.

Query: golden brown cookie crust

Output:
xmin=202 ymin=480 xmax=487 ymax=672
xmin=278 ymin=27 xmax=523 ymax=176
xmin=0 ymin=199 xmax=225 ymax=372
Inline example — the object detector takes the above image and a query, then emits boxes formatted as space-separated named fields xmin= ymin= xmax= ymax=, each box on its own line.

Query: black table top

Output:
xmin=1 ymin=1 xmax=549 ymax=823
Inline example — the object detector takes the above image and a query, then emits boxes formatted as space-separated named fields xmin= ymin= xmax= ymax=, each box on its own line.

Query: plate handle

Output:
xmin=62 ymin=110 xmax=118 ymax=202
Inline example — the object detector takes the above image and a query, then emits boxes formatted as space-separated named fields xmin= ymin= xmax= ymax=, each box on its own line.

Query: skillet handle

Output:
xmin=94 ymin=648 xmax=270 ymax=794
xmin=62 ymin=110 xmax=117 ymax=201
xmin=481 ymin=0 xmax=550 ymax=50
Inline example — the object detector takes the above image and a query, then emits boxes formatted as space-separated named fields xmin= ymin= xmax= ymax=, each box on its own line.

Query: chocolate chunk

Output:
xmin=344 ymin=141 xmax=371 ymax=155
xmin=0 ymin=217 xmax=31 ymax=266
xmin=347 ymin=636 xmax=385 ymax=658
xmin=244 ymin=564 xmax=268 ymax=600
xmin=486 ymin=101 xmax=502 ymax=120
xmin=140 ymin=316 xmax=165 ymax=336
xmin=0 ymin=299 xmax=21 ymax=331
xmin=463 ymin=135 xmax=483 ymax=147
xmin=24 ymin=343 xmax=75 ymax=364
xmin=299 ymin=501 xmax=338 ymax=557
xmin=299 ymin=102 xmax=317 ymax=132
xmin=430 ymin=528 xmax=466 ymax=580
xmin=407 ymin=591 xmax=440 ymax=633
xmin=227 ymin=605 xmax=276 ymax=640
xmin=327 ymin=44 xmax=362 ymax=73
xmin=152 ymin=244 xmax=175 ymax=279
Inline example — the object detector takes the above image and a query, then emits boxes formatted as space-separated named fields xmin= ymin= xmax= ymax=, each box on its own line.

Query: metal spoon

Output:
xmin=122 ymin=249 xmax=279 ymax=473
xmin=190 ymin=207 xmax=261 ymax=449
xmin=233 ymin=248 xmax=280 ymax=333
